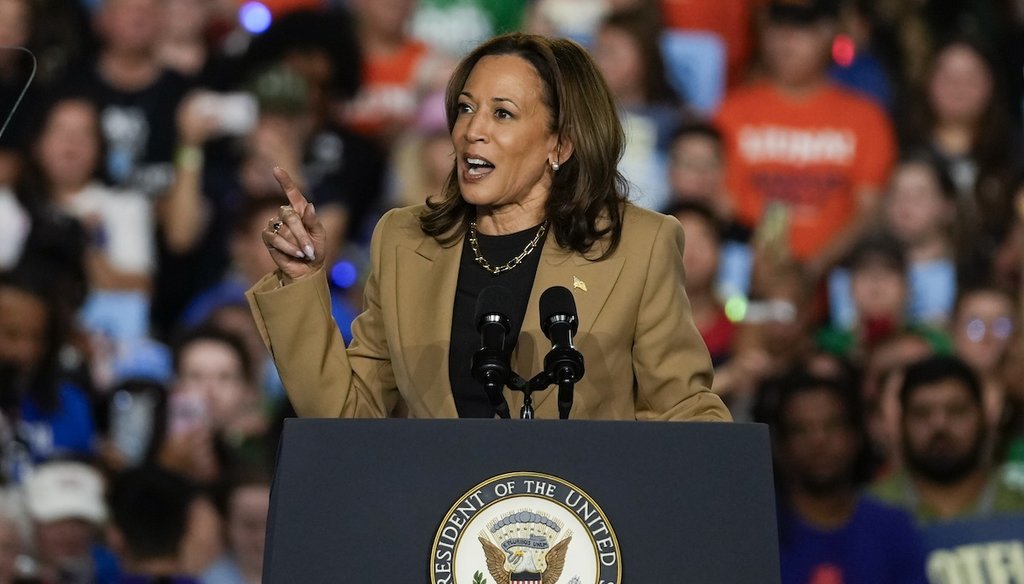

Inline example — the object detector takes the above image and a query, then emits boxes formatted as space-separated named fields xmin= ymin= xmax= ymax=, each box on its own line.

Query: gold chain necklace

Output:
xmin=468 ymin=220 xmax=548 ymax=275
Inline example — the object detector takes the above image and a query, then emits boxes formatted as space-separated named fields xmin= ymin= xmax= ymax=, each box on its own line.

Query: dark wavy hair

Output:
xmin=419 ymin=33 xmax=629 ymax=259
xmin=599 ymin=7 xmax=682 ymax=106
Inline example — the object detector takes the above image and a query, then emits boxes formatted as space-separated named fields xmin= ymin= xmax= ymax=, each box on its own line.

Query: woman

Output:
xmin=247 ymin=33 xmax=729 ymax=421
xmin=902 ymin=38 xmax=1020 ymax=268
xmin=15 ymin=96 xmax=155 ymax=343
xmin=593 ymin=7 xmax=687 ymax=211
xmin=0 ymin=269 xmax=96 ymax=468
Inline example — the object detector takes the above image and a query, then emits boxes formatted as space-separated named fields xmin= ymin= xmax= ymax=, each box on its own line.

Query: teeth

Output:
xmin=466 ymin=157 xmax=493 ymax=168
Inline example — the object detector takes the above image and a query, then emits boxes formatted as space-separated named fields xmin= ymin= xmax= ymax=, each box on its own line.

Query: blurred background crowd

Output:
xmin=0 ymin=0 xmax=1023 ymax=582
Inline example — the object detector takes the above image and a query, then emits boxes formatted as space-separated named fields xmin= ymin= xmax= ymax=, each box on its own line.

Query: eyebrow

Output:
xmin=460 ymin=91 xmax=520 ymax=109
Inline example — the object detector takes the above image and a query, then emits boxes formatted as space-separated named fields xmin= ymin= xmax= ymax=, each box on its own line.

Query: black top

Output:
xmin=64 ymin=64 xmax=192 ymax=196
xmin=449 ymin=223 xmax=546 ymax=417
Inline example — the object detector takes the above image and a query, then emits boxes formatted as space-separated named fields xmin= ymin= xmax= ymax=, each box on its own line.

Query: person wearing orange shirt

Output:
xmin=344 ymin=0 xmax=440 ymax=145
xmin=715 ymin=0 xmax=895 ymax=278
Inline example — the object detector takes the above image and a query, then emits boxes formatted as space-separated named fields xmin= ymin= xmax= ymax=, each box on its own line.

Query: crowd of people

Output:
xmin=0 ymin=0 xmax=1022 ymax=582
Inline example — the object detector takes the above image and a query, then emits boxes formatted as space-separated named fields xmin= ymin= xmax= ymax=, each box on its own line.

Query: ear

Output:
xmin=550 ymin=136 xmax=575 ymax=168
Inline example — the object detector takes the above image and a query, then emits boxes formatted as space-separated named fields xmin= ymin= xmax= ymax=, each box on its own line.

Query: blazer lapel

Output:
xmin=510 ymin=237 xmax=626 ymax=415
xmin=395 ymin=235 xmax=462 ymax=418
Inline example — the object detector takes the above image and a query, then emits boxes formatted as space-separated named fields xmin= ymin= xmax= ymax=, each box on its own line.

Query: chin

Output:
xmin=458 ymin=185 xmax=499 ymax=208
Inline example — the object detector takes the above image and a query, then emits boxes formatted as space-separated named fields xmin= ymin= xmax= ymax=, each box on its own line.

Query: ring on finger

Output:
xmin=272 ymin=220 xmax=283 ymax=233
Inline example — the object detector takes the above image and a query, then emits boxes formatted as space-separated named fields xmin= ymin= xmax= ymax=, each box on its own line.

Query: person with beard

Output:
xmin=871 ymin=354 xmax=1024 ymax=522
xmin=771 ymin=371 xmax=926 ymax=584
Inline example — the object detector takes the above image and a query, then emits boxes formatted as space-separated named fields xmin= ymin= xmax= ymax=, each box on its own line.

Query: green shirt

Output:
xmin=870 ymin=466 xmax=1024 ymax=525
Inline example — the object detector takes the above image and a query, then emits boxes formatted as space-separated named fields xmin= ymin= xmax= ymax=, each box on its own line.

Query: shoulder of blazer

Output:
xmin=618 ymin=203 xmax=683 ymax=252
xmin=379 ymin=204 xmax=428 ymax=234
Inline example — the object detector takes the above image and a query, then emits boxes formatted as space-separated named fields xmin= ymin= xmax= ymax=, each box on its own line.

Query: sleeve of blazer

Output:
xmin=245 ymin=210 xmax=399 ymax=418
xmin=631 ymin=213 xmax=732 ymax=421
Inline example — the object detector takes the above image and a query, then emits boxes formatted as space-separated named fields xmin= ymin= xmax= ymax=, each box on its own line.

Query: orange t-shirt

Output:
xmin=715 ymin=82 xmax=895 ymax=259
xmin=345 ymin=41 xmax=430 ymax=137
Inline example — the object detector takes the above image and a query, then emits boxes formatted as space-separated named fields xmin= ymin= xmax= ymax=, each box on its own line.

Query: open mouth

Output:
xmin=464 ymin=155 xmax=495 ymax=177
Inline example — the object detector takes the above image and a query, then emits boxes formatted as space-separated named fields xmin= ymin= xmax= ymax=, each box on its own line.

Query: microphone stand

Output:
xmin=506 ymin=369 xmax=577 ymax=420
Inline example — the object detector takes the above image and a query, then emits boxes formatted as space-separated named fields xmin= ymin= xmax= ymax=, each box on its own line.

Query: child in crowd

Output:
xmin=819 ymin=233 xmax=950 ymax=363
xmin=665 ymin=122 xmax=752 ymax=303
xmin=882 ymin=153 xmax=960 ymax=326
xmin=669 ymin=202 xmax=735 ymax=366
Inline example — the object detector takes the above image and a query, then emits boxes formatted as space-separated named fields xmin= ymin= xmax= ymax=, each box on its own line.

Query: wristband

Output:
xmin=175 ymin=146 xmax=204 ymax=171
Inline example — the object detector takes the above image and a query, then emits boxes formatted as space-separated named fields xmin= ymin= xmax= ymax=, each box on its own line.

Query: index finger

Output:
xmin=273 ymin=167 xmax=308 ymax=212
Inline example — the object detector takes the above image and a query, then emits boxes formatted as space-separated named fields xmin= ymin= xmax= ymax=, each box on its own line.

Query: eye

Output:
xmin=495 ymin=108 xmax=513 ymax=120
xmin=457 ymin=102 xmax=473 ymax=114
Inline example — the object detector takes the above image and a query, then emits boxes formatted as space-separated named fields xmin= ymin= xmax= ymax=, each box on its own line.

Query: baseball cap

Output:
xmin=768 ymin=0 xmax=839 ymax=24
xmin=23 ymin=462 xmax=108 ymax=525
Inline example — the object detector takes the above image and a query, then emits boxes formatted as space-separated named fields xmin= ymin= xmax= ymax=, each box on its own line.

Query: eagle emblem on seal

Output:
xmin=477 ymin=510 xmax=572 ymax=584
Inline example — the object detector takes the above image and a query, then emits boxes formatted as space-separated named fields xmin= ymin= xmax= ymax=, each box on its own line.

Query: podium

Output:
xmin=263 ymin=419 xmax=780 ymax=583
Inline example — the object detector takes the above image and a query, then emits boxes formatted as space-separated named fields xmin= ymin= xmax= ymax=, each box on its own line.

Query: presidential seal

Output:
xmin=430 ymin=472 xmax=621 ymax=584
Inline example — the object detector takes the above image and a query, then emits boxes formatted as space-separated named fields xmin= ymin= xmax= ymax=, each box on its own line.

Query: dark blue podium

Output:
xmin=263 ymin=419 xmax=780 ymax=583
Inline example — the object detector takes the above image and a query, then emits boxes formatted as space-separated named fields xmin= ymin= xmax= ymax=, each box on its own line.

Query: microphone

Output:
xmin=471 ymin=286 xmax=513 ymax=419
xmin=539 ymin=286 xmax=584 ymax=419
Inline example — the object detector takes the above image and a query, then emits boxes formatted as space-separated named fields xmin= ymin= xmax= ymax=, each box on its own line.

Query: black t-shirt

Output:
xmin=66 ymin=64 xmax=192 ymax=197
xmin=449 ymin=223 xmax=545 ymax=418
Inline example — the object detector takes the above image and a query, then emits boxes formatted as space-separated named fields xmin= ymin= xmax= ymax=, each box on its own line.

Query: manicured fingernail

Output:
xmin=295 ymin=250 xmax=305 ymax=259
xmin=304 ymin=245 xmax=315 ymax=259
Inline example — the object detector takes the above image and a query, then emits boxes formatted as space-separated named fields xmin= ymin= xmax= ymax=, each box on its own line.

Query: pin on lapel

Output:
xmin=573 ymin=276 xmax=587 ymax=292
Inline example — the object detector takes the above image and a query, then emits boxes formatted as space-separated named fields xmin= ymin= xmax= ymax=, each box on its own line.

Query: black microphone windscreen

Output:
xmin=539 ymin=286 xmax=577 ymax=323
xmin=475 ymin=285 xmax=515 ymax=324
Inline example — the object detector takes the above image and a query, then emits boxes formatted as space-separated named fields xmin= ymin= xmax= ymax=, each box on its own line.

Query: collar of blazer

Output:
xmin=396 ymin=224 xmax=626 ymax=418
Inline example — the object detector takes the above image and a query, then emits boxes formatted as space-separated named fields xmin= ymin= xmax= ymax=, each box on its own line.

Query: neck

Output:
xmin=788 ymin=485 xmax=858 ymax=530
xmin=774 ymin=75 xmax=826 ymax=98
xmin=100 ymin=48 xmax=159 ymax=91
xmin=52 ymin=181 xmax=88 ymax=203
xmin=933 ymin=123 xmax=974 ymax=156
xmin=474 ymin=201 xmax=547 ymax=235
xmin=911 ymin=466 xmax=989 ymax=519
xmin=907 ymin=234 xmax=951 ymax=262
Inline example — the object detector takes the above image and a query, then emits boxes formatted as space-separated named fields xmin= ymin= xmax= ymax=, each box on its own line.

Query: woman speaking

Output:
xmin=247 ymin=33 xmax=730 ymax=421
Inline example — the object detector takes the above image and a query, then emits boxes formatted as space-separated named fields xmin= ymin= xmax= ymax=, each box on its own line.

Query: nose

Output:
xmin=463 ymin=110 xmax=487 ymax=143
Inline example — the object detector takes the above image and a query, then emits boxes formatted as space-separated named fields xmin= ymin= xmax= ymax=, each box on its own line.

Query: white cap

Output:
xmin=22 ymin=462 xmax=107 ymax=525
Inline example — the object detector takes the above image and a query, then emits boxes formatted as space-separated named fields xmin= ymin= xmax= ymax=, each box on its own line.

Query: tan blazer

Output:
xmin=247 ymin=204 xmax=730 ymax=421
